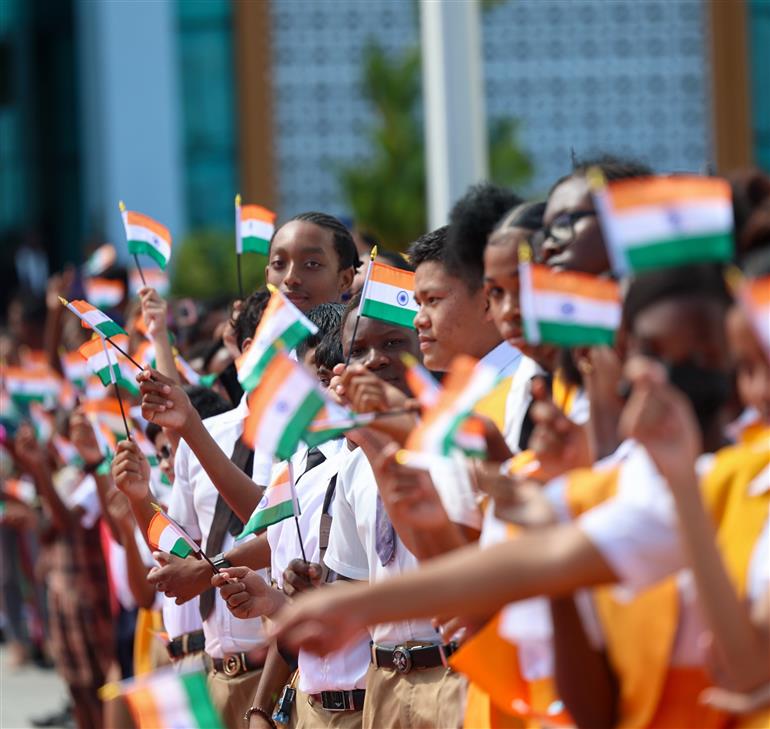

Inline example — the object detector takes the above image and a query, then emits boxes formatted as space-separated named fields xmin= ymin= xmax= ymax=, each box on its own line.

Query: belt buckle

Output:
xmin=391 ymin=646 xmax=412 ymax=674
xmin=223 ymin=653 xmax=243 ymax=677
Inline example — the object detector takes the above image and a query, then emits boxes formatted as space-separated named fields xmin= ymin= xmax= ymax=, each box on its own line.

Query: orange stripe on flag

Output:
xmin=124 ymin=686 xmax=164 ymax=729
xmin=607 ymin=175 xmax=731 ymax=211
xmin=125 ymin=211 xmax=171 ymax=242
xmin=83 ymin=397 xmax=124 ymax=417
xmin=744 ymin=276 xmax=770 ymax=308
xmin=244 ymin=356 xmax=295 ymax=442
xmin=72 ymin=300 xmax=97 ymax=316
xmin=368 ymin=261 xmax=415 ymax=290
xmin=530 ymin=265 xmax=620 ymax=302
xmin=147 ymin=512 xmax=168 ymax=548
xmin=241 ymin=204 xmax=276 ymax=223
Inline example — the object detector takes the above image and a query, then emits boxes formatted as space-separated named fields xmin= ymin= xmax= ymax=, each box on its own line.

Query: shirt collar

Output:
xmin=478 ymin=341 xmax=522 ymax=377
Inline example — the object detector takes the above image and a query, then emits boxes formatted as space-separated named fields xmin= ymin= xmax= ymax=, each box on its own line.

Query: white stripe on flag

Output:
xmin=125 ymin=224 xmax=172 ymax=261
xmin=241 ymin=219 xmax=274 ymax=240
xmin=364 ymin=279 xmax=418 ymax=313
xmin=532 ymin=291 xmax=620 ymax=329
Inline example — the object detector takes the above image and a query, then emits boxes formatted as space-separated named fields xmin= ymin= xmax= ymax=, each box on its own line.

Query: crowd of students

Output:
xmin=1 ymin=156 xmax=769 ymax=729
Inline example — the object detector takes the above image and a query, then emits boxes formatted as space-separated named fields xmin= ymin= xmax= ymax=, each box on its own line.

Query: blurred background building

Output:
xmin=1 ymin=0 xmax=767 ymax=277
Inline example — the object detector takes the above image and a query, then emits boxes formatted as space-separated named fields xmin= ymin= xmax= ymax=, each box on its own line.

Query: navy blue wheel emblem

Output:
xmin=396 ymin=290 xmax=410 ymax=307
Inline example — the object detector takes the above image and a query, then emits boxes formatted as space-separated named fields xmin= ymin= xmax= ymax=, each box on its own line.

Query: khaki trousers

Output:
xmin=208 ymin=667 xmax=263 ymax=729
xmin=362 ymin=664 xmax=466 ymax=729
xmin=292 ymin=688 xmax=364 ymax=729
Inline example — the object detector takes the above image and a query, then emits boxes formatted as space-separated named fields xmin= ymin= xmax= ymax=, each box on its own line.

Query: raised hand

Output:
xmin=138 ymin=368 xmax=194 ymax=432
xmin=111 ymin=440 xmax=151 ymax=501
xmin=139 ymin=287 xmax=168 ymax=339
xmin=12 ymin=423 xmax=46 ymax=475
xmin=528 ymin=376 xmax=592 ymax=480
xmin=619 ymin=356 xmax=702 ymax=485
xmin=282 ymin=559 xmax=323 ymax=597
xmin=69 ymin=409 xmax=104 ymax=466
xmin=372 ymin=444 xmax=450 ymax=531
xmin=106 ymin=489 xmax=136 ymax=537
xmin=211 ymin=566 xmax=285 ymax=619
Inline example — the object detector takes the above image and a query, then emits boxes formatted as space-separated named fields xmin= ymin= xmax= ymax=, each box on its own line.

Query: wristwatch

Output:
xmin=212 ymin=552 xmax=232 ymax=571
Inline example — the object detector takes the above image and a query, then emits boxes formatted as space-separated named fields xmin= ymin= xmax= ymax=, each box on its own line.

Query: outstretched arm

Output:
xmin=138 ymin=369 xmax=263 ymax=521
xmin=272 ymin=522 xmax=616 ymax=656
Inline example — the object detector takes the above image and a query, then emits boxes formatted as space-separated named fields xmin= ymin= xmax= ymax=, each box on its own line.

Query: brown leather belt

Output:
xmin=370 ymin=642 xmax=457 ymax=674
xmin=166 ymin=630 xmax=205 ymax=660
xmin=205 ymin=651 xmax=264 ymax=678
xmin=309 ymin=689 xmax=366 ymax=712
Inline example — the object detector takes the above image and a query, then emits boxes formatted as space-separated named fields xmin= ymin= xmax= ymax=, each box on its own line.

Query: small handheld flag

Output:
xmin=235 ymin=194 xmax=276 ymax=298
xmin=84 ymin=243 xmax=117 ymax=277
xmin=120 ymin=201 xmax=173 ymax=289
xmin=360 ymin=260 xmax=419 ymax=329
xmin=147 ymin=506 xmax=200 ymax=560
xmin=83 ymin=277 xmax=125 ymax=309
xmin=591 ymin=172 xmax=734 ymax=275
xmin=59 ymin=297 xmax=127 ymax=339
xmin=242 ymin=352 xmax=326 ymax=461
xmin=100 ymin=665 xmax=223 ymax=729
xmin=519 ymin=258 xmax=621 ymax=347
xmin=235 ymin=287 xmax=318 ymax=392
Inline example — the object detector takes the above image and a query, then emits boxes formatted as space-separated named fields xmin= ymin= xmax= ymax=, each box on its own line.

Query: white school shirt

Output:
xmin=325 ymin=447 xmax=481 ymax=646
xmin=169 ymin=398 xmax=265 ymax=658
xmin=137 ymin=526 xmax=202 ymax=639
xmin=266 ymin=440 xmax=370 ymax=694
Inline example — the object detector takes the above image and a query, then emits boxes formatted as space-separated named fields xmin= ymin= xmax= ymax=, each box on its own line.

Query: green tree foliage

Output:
xmin=171 ymin=229 xmax=265 ymax=299
xmin=337 ymin=42 xmax=533 ymax=251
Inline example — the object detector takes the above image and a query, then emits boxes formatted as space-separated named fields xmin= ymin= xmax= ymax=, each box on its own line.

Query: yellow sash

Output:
xmin=132 ymin=608 xmax=165 ymax=676
xmin=474 ymin=376 xmax=513 ymax=432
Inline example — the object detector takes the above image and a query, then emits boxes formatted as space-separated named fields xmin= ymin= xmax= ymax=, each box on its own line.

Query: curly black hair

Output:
xmin=445 ymin=183 xmax=523 ymax=289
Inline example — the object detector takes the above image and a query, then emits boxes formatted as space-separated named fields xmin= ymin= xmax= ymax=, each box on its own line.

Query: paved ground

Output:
xmin=0 ymin=647 xmax=69 ymax=729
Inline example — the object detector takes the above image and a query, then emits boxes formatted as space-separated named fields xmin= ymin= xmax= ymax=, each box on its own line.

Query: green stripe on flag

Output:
xmin=360 ymin=299 xmax=416 ymax=329
xmin=624 ymin=232 xmax=733 ymax=273
xmin=241 ymin=320 xmax=315 ymax=392
xmin=97 ymin=364 xmax=122 ymax=387
xmin=241 ymin=235 xmax=269 ymax=255
xmin=180 ymin=671 xmax=224 ymax=729
xmin=117 ymin=376 xmax=140 ymax=396
xmin=239 ymin=500 xmax=295 ymax=537
xmin=170 ymin=537 xmax=194 ymax=559
xmin=128 ymin=239 xmax=169 ymax=270
xmin=95 ymin=321 xmax=127 ymax=338
xmin=275 ymin=390 xmax=325 ymax=460
xmin=533 ymin=321 xmax=617 ymax=347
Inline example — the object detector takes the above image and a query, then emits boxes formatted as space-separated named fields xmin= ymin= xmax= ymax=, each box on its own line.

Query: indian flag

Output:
xmin=29 ymin=402 xmax=55 ymax=442
xmin=741 ymin=275 xmax=770 ymax=358
xmin=83 ymin=398 xmax=127 ymax=440
xmin=303 ymin=402 xmax=376 ymax=447
xmin=135 ymin=341 xmax=157 ymax=370
xmin=519 ymin=262 xmax=621 ymax=347
xmin=403 ymin=353 xmax=441 ymax=409
xmin=360 ymin=260 xmax=418 ymax=329
xmin=129 ymin=267 xmax=169 ymax=297
xmin=111 ymin=666 xmax=222 ymax=729
xmin=84 ymin=243 xmax=116 ymax=276
xmin=405 ymin=355 xmax=499 ymax=457
xmin=2 ymin=478 xmax=37 ymax=506
xmin=175 ymin=353 xmax=202 ymax=385
xmin=120 ymin=203 xmax=173 ymax=270
xmin=236 ymin=289 xmax=318 ymax=392
xmin=3 ymin=367 xmax=61 ymax=405
xmin=236 ymin=195 xmax=276 ymax=255
xmin=243 ymin=353 xmax=325 ymax=460
xmin=60 ymin=298 xmax=127 ymax=339
xmin=79 ymin=337 xmax=121 ymax=386
xmin=238 ymin=463 xmax=298 ymax=538
xmin=147 ymin=509 xmax=199 ymax=559
xmin=593 ymin=174 xmax=734 ymax=275
xmin=61 ymin=350 xmax=89 ymax=389
xmin=84 ymin=277 xmax=125 ymax=309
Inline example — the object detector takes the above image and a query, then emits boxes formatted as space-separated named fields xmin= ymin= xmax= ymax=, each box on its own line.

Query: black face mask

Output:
xmin=664 ymin=360 xmax=731 ymax=432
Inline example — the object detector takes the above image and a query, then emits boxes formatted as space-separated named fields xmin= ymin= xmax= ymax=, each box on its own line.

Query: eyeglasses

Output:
xmin=538 ymin=210 xmax=597 ymax=246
